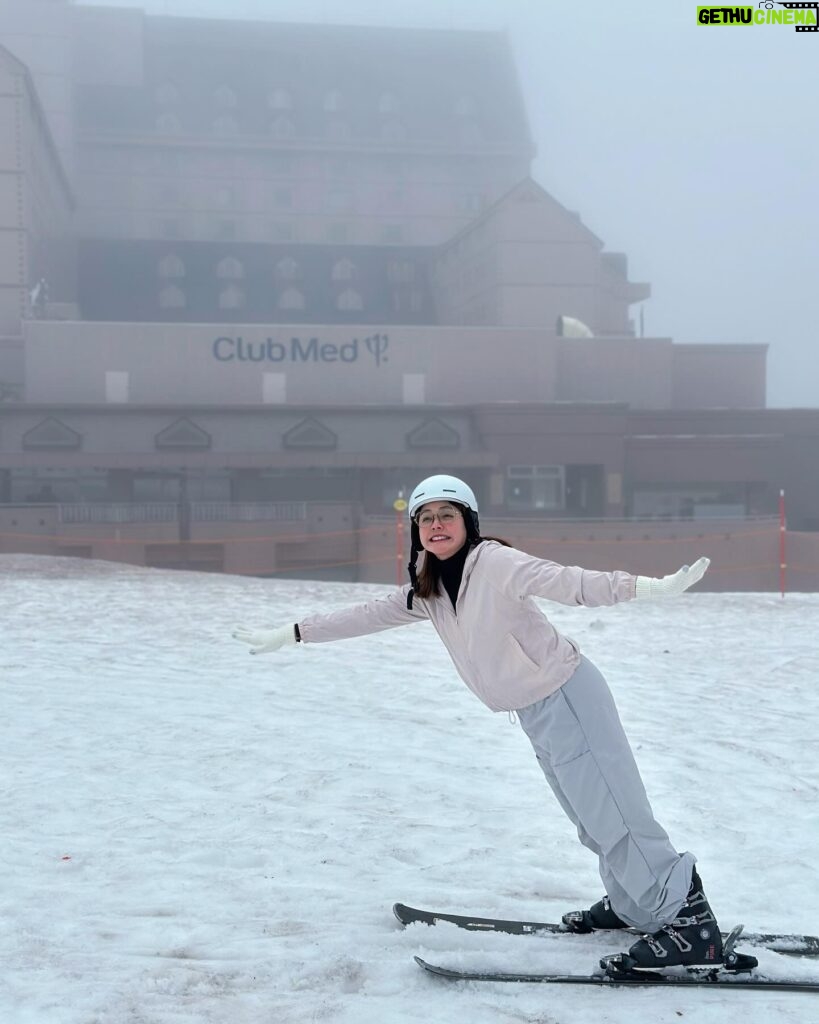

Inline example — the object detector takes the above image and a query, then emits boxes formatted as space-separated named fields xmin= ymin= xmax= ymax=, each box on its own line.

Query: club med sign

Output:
xmin=213 ymin=333 xmax=391 ymax=368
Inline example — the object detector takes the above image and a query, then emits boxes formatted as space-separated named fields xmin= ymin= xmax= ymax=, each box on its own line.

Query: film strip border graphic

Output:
xmin=778 ymin=2 xmax=819 ymax=31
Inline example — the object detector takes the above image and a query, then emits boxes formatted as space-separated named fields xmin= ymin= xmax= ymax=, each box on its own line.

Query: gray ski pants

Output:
xmin=517 ymin=655 xmax=695 ymax=932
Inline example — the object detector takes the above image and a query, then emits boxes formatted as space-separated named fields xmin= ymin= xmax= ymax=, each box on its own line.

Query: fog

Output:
xmin=82 ymin=0 xmax=818 ymax=406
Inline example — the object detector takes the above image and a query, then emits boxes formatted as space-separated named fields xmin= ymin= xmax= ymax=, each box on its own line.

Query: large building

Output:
xmin=1 ymin=0 xmax=818 ymax=588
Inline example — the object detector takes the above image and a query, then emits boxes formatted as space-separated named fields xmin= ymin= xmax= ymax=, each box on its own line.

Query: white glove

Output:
xmin=232 ymin=623 xmax=298 ymax=655
xmin=635 ymin=557 xmax=710 ymax=599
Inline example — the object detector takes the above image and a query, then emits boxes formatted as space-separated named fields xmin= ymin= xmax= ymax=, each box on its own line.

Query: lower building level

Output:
xmin=1 ymin=400 xmax=818 ymax=590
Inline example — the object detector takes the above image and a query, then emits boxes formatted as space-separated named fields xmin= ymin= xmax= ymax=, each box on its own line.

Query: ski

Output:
xmin=394 ymin=903 xmax=819 ymax=958
xmin=413 ymin=955 xmax=819 ymax=991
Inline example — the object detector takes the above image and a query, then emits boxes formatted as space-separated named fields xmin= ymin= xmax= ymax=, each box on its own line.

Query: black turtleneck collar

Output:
xmin=436 ymin=540 xmax=472 ymax=609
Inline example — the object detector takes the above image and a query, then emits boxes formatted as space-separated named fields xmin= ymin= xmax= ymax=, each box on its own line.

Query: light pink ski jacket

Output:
xmin=299 ymin=541 xmax=637 ymax=712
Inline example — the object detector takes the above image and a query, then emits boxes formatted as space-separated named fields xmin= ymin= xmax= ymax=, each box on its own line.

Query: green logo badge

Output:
xmin=696 ymin=3 xmax=818 ymax=30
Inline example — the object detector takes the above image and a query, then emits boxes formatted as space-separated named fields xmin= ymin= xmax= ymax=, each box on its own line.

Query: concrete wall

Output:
xmin=673 ymin=344 xmax=767 ymax=409
xmin=21 ymin=320 xmax=768 ymax=410
xmin=1 ymin=505 xmax=816 ymax=591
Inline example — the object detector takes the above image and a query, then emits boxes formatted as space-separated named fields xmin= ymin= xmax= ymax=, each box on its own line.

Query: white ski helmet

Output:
xmin=408 ymin=474 xmax=479 ymax=520
xmin=405 ymin=474 xmax=481 ymax=608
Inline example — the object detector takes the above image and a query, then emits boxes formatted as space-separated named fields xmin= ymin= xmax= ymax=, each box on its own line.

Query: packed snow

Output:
xmin=2 ymin=554 xmax=818 ymax=1023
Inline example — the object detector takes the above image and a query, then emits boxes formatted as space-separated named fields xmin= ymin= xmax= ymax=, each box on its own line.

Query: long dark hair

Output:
xmin=409 ymin=491 xmax=511 ymax=602
xmin=412 ymin=534 xmax=511 ymax=600
xmin=406 ymin=500 xmax=510 ymax=608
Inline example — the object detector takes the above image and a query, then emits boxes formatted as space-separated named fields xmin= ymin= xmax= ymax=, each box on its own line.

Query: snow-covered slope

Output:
xmin=2 ymin=555 xmax=817 ymax=1022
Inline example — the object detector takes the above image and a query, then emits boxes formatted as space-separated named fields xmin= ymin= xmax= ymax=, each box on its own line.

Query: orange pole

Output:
xmin=779 ymin=489 xmax=786 ymax=599
xmin=396 ymin=508 xmax=404 ymax=587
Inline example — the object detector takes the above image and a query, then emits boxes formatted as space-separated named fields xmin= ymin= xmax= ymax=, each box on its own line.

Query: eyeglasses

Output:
xmin=415 ymin=507 xmax=462 ymax=528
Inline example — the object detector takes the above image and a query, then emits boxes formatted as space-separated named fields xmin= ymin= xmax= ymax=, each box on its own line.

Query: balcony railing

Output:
xmin=57 ymin=502 xmax=308 ymax=524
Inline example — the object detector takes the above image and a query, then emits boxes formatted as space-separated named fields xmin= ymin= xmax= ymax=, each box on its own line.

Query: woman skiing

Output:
xmin=234 ymin=474 xmax=721 ymax=974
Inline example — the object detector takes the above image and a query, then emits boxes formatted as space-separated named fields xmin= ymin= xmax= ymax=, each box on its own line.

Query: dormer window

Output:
xmin=271 ymin=115 xmax=296 ymax=139
xmin=275 ymin=257 xmax=300 ymax=281
xmin=214 ymin=85 xmax=238 ymax=110
xmin=159 ymin=284 xmax=186 ymax=309
xmin=454 ymin=95 xmax=476 ymax=117
xmin=213 ymin=115 xmax=239 ymax=137
xmin=331 ymin=258 xmax=357 ymax=282
xmin=387 ymin=260 xmax=414 ymax=284
xmin=378 ymin=92 xmax=399 ymax=115
xmin=158 ymin=253 xmax=186 ymax=279
xmin=326 ymin=119 xmax=351 ymax=142
xmin=216 ymin=256 xmax=245 ymax=280
xmin=268 ymin=88 xmax=293 ymax=111
xmin=156 ymin=112 xmax=182 ymax=135
xmin=323 ymin=90 xmax=343 ymax=113
xmin=219 ymin=283 xmax=245 ymax=310
xmin=278 ymin=286 xmax=305 ymax=310
xmin=337 ymin=288 xmax=363 ymax=312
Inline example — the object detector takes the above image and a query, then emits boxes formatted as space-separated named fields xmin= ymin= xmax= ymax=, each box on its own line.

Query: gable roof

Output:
xmin=438 ymin=177 xmax=604 ymax=253
xmin=0 ymin=44 xmax=75 ymax=207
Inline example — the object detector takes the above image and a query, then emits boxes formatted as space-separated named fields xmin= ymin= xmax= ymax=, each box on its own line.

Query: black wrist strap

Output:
xmin=294 ymin=623 xmax=302 ymax=642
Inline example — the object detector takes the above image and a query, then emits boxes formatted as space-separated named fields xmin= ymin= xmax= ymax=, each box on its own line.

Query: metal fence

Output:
xmin=57 ymin=502 xmax=308 ymax=524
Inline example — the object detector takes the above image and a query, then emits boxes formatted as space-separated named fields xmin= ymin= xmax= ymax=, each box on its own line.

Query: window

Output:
xmin=278 ymin=287 xmax=305 ymax=311
xmin=158 ymin=253 xmax=186 ymax=279
xmin=331 ymin=258 xmax=356 ymax=282
xmin=327 ymin=187 xmax=354 ymax=213
xmin=269 ymin=156 xmax=293 ymax=175
xmin=214 ymin=85 xmax=238 ymax=110
xmin=216 ymin=256 xmax=244 ymax=280
xmin=219 ymin=283 xmax=245 ymax=310
xmin=323 ymin=90 xmax=343 ymax=112
xmin=214 ymin=186 xmax=235 ymax=208
xmin=160 ymin=219 xmax=181 ymax=240
xmin=275 ymin=257 xmax=300 ymax=281
xmin=630 ymin=486 xmax=747 ymax=520
xmin=216 ymin=220 xmax=238 ymax=240
xmin=459 ymin=120 xmax=483 ymax=145
xmin=380 ymin=120 xmax=406 ymax=144
xmin=270 ymin=222 xmax=295 ymax=242
xmin=337 ymin=288 xmax=363 ymax=312
xmin=11 ymin=468 xmax=106 ymax=504
xmin=156 ymin=112 xmax=182 ymax=135
xmin=388 ymin=260 xmax=414 ymax=284
xmin=159 ymin=284 xmax=186 ymax=309
xmin=270 ymin=116 xmax=295 ymax=139
xmin=326 ymin=119 xmax=351 ymax=142
xmin=378 ymin=92 xmax=399 ymax=114
xmin=506 ymin=466 xmax=565 ymax=512
xmin=381 ymin=224 xmax=405 ymax=244
xmin=268 ymin=88 xmax=292 ymax=111
xmin=326 ymin=223 xmax=349 ymax=244
xmin=158 ymin=183 xmax=181 ymax=207
xmin=461 ymin=191 xmax=485 ymax=214
xmin=213 ymin=115 xmax=239 ymax=137
xmin=326 ymin=157 xmax=351 ymax=178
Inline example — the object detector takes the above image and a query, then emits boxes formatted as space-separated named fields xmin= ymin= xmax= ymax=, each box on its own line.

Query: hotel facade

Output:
xmin=1 ymin=0 xmax=817 ymax=589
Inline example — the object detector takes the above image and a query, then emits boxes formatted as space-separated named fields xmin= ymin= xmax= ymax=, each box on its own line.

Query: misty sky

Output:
xmin=83 ymin=0 xmax=817 ymax=407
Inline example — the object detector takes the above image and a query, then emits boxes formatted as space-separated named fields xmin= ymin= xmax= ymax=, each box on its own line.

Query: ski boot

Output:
xmin=562 ymin=893 xmax=629 ymax=934
xmin=602 ymin=868 xmax=728 ymax=974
